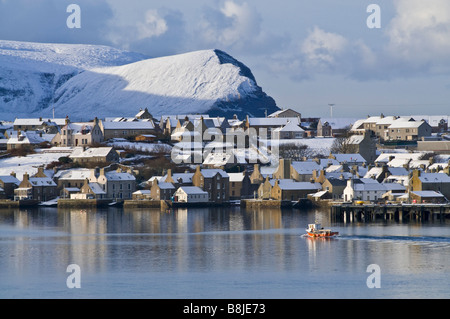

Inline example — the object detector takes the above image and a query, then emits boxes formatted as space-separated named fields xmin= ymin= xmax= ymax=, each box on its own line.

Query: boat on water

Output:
xmin=306 ymin=222 xmax=339 ymax=238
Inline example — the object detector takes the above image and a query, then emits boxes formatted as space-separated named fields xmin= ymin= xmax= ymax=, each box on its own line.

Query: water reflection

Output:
xmin=0 ymin=207 xmax=313 ymax=276
xmin=1 ymin=206 xmax=450 ymax=298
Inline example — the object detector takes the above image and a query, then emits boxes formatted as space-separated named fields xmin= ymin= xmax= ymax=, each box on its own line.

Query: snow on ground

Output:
xmin=262 ymin=138 xmax=335 ymax=156
xmin=0 ymin=151 xmax=71 ymax=180
xmin=107 ymin=139 xmax=172 ymax=153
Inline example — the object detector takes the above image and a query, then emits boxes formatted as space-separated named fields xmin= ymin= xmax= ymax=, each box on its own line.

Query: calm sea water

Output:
xmin=1 ymin=205 xmax=450 ymax=299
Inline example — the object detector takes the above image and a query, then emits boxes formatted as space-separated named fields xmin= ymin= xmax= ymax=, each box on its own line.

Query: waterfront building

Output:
xmin=173 ymin=186 xmax=208 ymax=203
xmin=150 ymin=179 xmax=175 ymax=200
xmin=53 ymin=168 xmax=91 ymax=192
xmin=270 ymin=179 xmax=322 ymax=201
xmin=409 ymin=170 xmax=450 ymax=200
xmin=72 ymin=179 xmax=106 ymax=199
xmin=228 ymin=171 xmax=252 ymax=199
xmin=343 ymin=178 xmax=388 ymax=202
xmin=14 ymin=172 xmax=57 ymax=201
xmin=0 ymin=174 xmax=20 ymax=199
xmin=192 ymin=166 xmax=229 ymax=203
xmin=89 ymin=168 xmax=136 ymax=200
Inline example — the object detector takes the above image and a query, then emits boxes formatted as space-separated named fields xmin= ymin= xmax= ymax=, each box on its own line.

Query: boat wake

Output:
xmin=337 ymin=234 xmax=450 ymax=246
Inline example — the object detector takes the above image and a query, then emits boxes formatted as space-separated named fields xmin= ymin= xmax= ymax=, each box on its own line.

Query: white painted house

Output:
xmin=343 ymin=179 xmax=388 ymax=202
xmin=174 ymin=186 xmax=208 ymax=203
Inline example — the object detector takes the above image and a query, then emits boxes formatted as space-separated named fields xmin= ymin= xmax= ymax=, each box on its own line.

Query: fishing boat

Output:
xmin=306 ymin=222 xmax=338 ymax=238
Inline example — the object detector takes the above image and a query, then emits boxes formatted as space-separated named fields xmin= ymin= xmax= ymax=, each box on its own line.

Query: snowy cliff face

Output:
xmin=0 ymin=40 xmax=147 ymax=120
xmin=0 ymin=41 xmax=278 ymax=120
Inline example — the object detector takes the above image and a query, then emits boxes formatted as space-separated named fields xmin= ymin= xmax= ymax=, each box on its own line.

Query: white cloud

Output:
xmin=386 ymin=0 xmax=450 ymax=72
xmin=197 ymin=1 xmax=288 ymax=55
xmin=137 ymin=10 xmax=168 ymax=39
xmin=301 ymin=26 xmax=348 ymax=69
xmin=105 ymin=7 xmax=186 ymax=57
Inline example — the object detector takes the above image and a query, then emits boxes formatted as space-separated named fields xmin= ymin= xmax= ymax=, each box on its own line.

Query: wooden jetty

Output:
xmin=331 ymin=203 xmax=450 ymax=222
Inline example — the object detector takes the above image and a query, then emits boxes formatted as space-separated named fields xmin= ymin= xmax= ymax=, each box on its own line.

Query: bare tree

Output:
xmin=278 ymin=143 xmax=314 ymax=160
xmin=330 ymin=126 xmax=359 ymax=154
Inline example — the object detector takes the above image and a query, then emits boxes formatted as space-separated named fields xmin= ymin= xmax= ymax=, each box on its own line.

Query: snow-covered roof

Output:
xmin=353 ymin=182 xmax=387 ymax=192
xmin=347 ymin=135 xmax=365 ymax=145
xmin=105 ymin=171 xmax=135 ymax=181
xmin=102 ymin=121 xmax=155 ymax=130
xmin=387 ymin=167 xmax=409 ymax=176
xmin=157 ymin=182 xmax=175 ymax=189
xmin=409 ymin=160 xmax=431 ymax=169
xmin=411 ymin=191 xmax=445 ymax=197
xmin=88 ymin=182 xmax=106 ymax=194
xmin=65 ymin=122 xmax=93 ymax=134
xmin=69 ymin=147 xmax=115 ymax=158
xmin=200 ymin=168 xmax=229 ymax=178
xmin=162 ymin=173 xmax=194 ymax=184
xmin=54 ymin=168 xmax=91 ymax=180
xmin=176 ymin=186 xmax=208 ymax=194
xmin=291 ymin=161 xmax=322 ymax=174
xmin=273 ymin=120 xmax=304 ymax=132
xmin=418 ymin=173 xmax=450 ymax=183
xmin=388 ymin=120 xmax=426 ymax=129
xmin=326 ymin=172 xmax=354 ymax=180
xmin=13 ymin=118 xmax=66 ymax=126
xmin=7 ymin=131 xmax=47 ymax=145
xmin=29 ymin=177 xmax=56 ymax=187
xmin=319 ymin=118 xmax=358 ymax=129
xmin=375 ymin=152 xmax=424 ymax=163
xmin=0 ymin=175 xmax=20 ymax=185
xmin=133 ymin=189 xmax=151 ymax=194
xmin=382 ymin=183 xmax=406 ymax=191
xmin=404 ymin=115 xmax=450 ymax=127
xmin=428 ymin=163 xmax=449 ymax=172
xmin=248 ymin=117 xmax=300 ymax=127
xmin=228 ymin=172 xmax=246 ymax=182
xmin=325 ymin=165 xmax=343 ymax=173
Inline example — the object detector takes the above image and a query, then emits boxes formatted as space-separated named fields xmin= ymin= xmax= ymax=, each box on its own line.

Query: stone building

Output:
xmin=192 ymin=166 xmax=229 ymax=203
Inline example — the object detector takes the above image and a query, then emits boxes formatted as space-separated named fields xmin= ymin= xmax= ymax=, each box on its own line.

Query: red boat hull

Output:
xmin=307 ymin=231 xmax=339 ymax=238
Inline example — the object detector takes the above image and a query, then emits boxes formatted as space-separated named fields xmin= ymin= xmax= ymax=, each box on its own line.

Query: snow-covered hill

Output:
xmin=0 ymin=40 xmax=278 ymax=120
xmin=0 ymin=40 xmax=147 ymax=119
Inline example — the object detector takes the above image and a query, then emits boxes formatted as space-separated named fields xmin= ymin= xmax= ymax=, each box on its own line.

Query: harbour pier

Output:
xmin=330 ymin=203 xmax=450 ymax=223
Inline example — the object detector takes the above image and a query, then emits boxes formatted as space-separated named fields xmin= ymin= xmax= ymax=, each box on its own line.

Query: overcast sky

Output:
xmin=1 ymin=0 xmax=450 ymax=118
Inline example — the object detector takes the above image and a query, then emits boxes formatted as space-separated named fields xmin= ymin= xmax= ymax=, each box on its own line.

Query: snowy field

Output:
xmin=107 ymin=139 xmax=172 ymax=153
xmin=0 ymin=150 xmax=71 ymax=180
xmin=263 ymin=138 xmax=335 ymax=156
